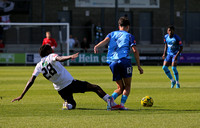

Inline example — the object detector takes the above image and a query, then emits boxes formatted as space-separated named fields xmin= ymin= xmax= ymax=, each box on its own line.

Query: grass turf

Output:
xmin=0 ymin=66 xmax=200 ymax=128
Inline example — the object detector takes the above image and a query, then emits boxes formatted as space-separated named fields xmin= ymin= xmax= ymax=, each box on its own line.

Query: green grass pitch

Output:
xmin=0 ymin=66 xmax=200 ymax=128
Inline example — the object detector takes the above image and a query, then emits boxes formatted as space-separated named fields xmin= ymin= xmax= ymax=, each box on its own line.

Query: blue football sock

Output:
xmin=121 ymin=95 xmax=128 ymax=105
xmin=162 ymin=65 xmax=173 ymax=80
xmin=111 ymin=92 xmax=118 ymax=100
xmin=172 ymin=66 xmax=179 ymax=82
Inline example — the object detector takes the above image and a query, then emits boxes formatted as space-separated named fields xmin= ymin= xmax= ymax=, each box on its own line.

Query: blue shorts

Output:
xmin=109 ymin=58 xmax=132 ymax=81
xmin=164 ymin=54 xmax=180 ymax=63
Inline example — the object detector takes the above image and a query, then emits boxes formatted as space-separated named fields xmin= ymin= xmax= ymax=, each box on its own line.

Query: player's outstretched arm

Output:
xmin=94 ymin=37 xmax=110 ymax=53
xmin=11 ymin=76 xmax=36 ymax=102
xmin=132 ymin=46 xmax=143 ymax=74
xmin=56 ymin=52 xmax=79 ymax=62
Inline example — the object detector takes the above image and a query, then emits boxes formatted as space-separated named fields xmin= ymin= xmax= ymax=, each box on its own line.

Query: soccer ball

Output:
xmin=141 ymin=96 xmax=154 ymax=107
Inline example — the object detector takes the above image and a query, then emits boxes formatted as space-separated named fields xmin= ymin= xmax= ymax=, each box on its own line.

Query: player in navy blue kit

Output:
xmin=94 ymin=17 xmax=143 ymax=110
xmin=162 ymin=25 xmax=183 ymax=88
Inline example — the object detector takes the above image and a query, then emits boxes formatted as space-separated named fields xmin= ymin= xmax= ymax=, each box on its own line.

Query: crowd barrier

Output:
xmin=0 ymin=53 xmax=200 ymax=65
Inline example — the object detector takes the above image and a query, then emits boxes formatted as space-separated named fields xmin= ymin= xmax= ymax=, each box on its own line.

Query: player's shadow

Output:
xmin=77 ymin=108 xmax=106 ymax=111
xmin=76 ymin=107 xmax=200 ymax=112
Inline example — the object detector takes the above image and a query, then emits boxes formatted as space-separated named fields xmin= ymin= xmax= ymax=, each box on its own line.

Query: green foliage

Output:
xmin=0 ymin=66 xmax=200 ymax=128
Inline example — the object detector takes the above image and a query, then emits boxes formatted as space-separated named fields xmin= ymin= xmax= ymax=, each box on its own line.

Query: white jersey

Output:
xmin=32 ymin=53 xmax=74 ymax=91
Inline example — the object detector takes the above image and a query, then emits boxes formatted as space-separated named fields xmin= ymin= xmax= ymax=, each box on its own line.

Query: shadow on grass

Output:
xmin=77 ymin=108 xmax=105 ymax=111
xmin=76 ymin=107 xmax=200 ymax=112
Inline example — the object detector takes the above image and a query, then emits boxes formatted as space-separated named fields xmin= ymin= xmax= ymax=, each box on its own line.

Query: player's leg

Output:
xmin=64 ymin=94 xmax=76 ymax=110
xmin=162 ymin=61 xmax=173 ymax=80
xmin=58 ymin=87 xmax=76 ymax=110
xmin=109 ymin=61 xmax=123 ymax=101
xmin=118 ymin=58 xmax=132 ymax=110
xmin=172 ymin=56 xmax=180 ymax=88
xmin=70 ymin=79 xmax=115 ymax=110
xmin=119 ymin=77 xmax=132 ymax=110
xmin=111 ymin=78 xmax=131 ymax=110
xmin=162 ymin=55 xmax=175 ymax=88
xmin=84 ymin=81 xmax=118 ymax=110
xmin=85 ymin=82 xmax=108 ymax=99
xmin=112 ymin=80 xmax=124 ymax=100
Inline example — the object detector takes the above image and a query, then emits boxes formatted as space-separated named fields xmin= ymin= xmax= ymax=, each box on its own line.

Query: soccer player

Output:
xmin=162 ymin=25 xmax=183 ymax=88
xmin=12 ymin=45 xmax=115 ymax=110
xmin=94 ymin=17 xmax=143 ymax=110
xmin=42 ymin=31 xmax=57 ymax=52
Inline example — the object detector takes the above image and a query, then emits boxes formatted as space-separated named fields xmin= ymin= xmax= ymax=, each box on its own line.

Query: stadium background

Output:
xmin=0 ymin=0 xmax=200 ymax=65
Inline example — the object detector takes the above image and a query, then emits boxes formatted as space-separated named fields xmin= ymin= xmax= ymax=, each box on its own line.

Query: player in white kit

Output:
xmin=12 ymin=45 xmax=114 ymax=110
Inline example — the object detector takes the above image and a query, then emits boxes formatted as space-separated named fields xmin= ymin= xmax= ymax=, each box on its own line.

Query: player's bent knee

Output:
xmin=162 ymin=65 xmax=169 ymax=72
xmin=116 ymin=88 xmax=123 ymax=95
xmin=172 ymin=66 xmax=178 ymax=73
xmin=162 ymin=65 xmax=166 ymax=70
xmin=172 ymin=66 xmax=176 ymax=70
xmin=88 ymin=83 xmax=101 ymax=91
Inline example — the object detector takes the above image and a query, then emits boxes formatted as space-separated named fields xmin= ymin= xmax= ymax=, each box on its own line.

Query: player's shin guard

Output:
xmin=120 ymin=95 xmax=128 ymax=106
xmin=111 ymin=92 xmax=118 ymax=100
xmin=172 ymin=66 xmax=179 ymax=82
xmin=162 ymin=65 xmax=173 ymax=80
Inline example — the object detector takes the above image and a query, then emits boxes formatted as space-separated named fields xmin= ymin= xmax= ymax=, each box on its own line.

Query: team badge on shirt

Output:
xmin=42 ymin=61 xmax=48 ymax=67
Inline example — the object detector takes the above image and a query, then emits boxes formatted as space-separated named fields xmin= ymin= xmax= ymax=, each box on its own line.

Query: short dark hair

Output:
xmin=39 ymin=45 xmax=52 ymax=57
xmin=118 ymin=17 xmax=130 ymax=27
xmin=168 ymin=25 xmax=175 ymax=31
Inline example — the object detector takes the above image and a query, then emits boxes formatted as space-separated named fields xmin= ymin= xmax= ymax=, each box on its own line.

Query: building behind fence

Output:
xmin=0 ymin=0 xmax=200 ymax=65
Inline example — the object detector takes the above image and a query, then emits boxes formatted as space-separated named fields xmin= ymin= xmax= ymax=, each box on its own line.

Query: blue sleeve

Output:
xmin=175 ymin=35 xmax=183 ymax=46
xmin=106 ymin=33 xmax=112 ymax=39
xmin=164 ymin=35 xmax=167 ymax=44
xmin=175 ymin=34 xmax=183 ymax=46
xmin=130 ymin=34 xmax=136 ymax=47
xmin=175 ymin=34 xmax=181 ymax=42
